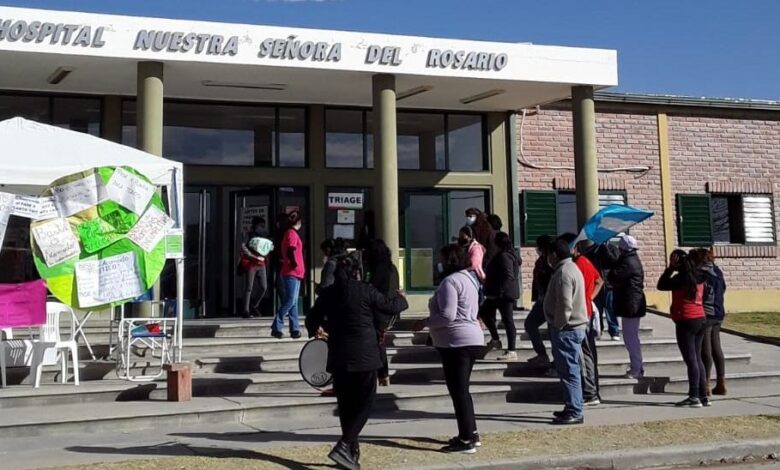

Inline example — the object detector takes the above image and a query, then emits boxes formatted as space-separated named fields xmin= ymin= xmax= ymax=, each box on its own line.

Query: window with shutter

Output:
xmin=556 ymin=191 xmax=628 ymax=237
xmin=743 ymin=195 xmax=775 ymax=244
xmin=677 ymin=194 xmax=713 ymax=246
xmin=522 ymin=191 xmax=557 ymax=246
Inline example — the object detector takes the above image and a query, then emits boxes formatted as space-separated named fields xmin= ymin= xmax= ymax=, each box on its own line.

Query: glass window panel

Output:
xmin=366 ymin=111 xmax=374 ymax=169
xmin=397 ymin=113 xmax=446 ymax=170
xmin=711 ymin=196 xmax=732 ymax=244
xmin=324 ymin=187 xmax=372 ymax=249
xmin=557 ymin=192 xmax=578 ymax=237
xmin=447 ymin=114 xmax=485 ymax=172
xmin=448 ymin=191 xmax=486 ymax=243
xmin=0 ymin=217 xmax=37 ymax=283
xmin=0 ymin=95 xmax=49 ymax=122
xmin=165 ymin=102 xmax=274 ymax=166
xmin=405 ymin=193 xmax=444 ymax=289
xmin=52 ymin=97 xmax=101 ymax=136
xmin=278 ymin=107 xmax=306 ymax=168
xmin=326 ymin=109 xmax=365 ymax=168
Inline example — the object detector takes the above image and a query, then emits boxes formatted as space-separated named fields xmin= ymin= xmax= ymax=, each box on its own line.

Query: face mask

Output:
xmin=458 ymin=238 xmax=470 ymax=246
xmin=465 ymin=216 xmax=476 ymax=226
xmin=436 ymin=262 xmax=444 ymax=274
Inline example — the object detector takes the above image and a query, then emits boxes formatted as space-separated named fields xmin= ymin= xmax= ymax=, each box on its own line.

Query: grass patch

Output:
xmin=53 ymin=415 xmax=780 ymax=470
xmin=724 ymin=312 xmax=780 ymax=343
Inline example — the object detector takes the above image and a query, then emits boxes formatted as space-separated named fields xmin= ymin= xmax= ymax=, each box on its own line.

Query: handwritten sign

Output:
xmin=75 ymin=252 xmax=145 ymax=308
xmin=0 ymin=192 xmax=14 ymax=250
xmin=32 ymin=218 xmax=81 ymax=267
xmin=52 ymin=173 xmax=107 ymax=217
xmin=105 ymin=168 xmax=156 ymax=215
xmin=12 ymin=195 xmax=58 ymax=220
xmin=77 ymin=217 xmax=122 ymax=253
xmin=165 ymin=229 xmax=184 ymax=259
xmin=127 ymin=206 xmax=174 ymax=252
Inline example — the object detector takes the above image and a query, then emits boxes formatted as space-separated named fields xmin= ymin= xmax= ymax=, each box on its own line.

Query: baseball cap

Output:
xmin=619 ymin=235 xmax=638 ymax=251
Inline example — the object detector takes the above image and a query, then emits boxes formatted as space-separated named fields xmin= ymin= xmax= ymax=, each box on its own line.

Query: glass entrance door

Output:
xmin=182 ymin=187 xmax=217 ymax=318
xmin=230 ymin=187 xmax=310 ymax=317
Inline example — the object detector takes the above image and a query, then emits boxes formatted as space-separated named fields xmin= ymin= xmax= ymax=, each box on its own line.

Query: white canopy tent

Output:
xmin=0 ymin=117 xmax=185 ymax=361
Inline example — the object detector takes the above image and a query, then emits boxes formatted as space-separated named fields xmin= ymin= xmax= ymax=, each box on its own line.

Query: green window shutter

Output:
xmin=677 ymin=194 xmax=713 ymax=246
xmin=522 ymin=190 xmax=558 ymax=245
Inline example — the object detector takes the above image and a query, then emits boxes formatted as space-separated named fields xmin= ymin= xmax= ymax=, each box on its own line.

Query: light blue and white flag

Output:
xmin=573 ymin=204 xmax=654 ymax=245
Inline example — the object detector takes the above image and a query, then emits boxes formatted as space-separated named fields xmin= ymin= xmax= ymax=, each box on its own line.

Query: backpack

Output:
xmin=464 ymin=271 xmax=485 ymax=306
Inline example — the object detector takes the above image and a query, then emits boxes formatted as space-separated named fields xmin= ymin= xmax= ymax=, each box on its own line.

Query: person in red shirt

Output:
xmin=657 ymin=249 xmax=708 ymax=408
xmin=573 ymin=239 xmax=604 ymax=406
xmin=272 ymin=211 xmax=306 ymax=339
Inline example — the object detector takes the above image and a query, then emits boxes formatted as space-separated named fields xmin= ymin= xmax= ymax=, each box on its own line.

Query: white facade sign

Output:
xmin=0 ymin=6 xmax=617 ymax=86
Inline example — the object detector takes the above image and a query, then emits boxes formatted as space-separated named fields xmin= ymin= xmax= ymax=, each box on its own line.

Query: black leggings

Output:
xmin=438 ymin=346 xmax=482 ymax=441
xmin=702 ymin=319 xmax=725 ymax=382
xmin=675 ymin=318 xmax=707 ymax=399
xmin=481 ymin=298 xmax=517 ymax=351
xmin=333 ymin=370 xmax=377 ymax=446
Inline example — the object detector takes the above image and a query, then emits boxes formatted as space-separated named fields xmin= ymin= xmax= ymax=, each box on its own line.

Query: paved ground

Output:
xmin=2 ymin=313 xmax=779 ymax=470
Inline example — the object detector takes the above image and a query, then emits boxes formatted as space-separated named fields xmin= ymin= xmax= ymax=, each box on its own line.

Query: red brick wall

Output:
xmin=517 ymin=103 xmax=780 ymax=295
xmin=667 ymin=114 xmax=780 ymax=290
xmin=517 ymin=106 xmax=666 ymax=292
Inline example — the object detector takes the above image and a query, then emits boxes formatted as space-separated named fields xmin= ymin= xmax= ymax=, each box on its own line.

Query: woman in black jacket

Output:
xmin=607 ymin=235 xmax=647 ymax=379
xmin=363 ymin=238 xmax=401 ymax=386
xmin=481 ymin=232 xmax=520 ymax=360
xmin=307 ymin=254 xmax=408 ymax=470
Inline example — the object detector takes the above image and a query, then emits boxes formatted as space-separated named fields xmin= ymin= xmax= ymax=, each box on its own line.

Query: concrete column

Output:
xmin=372 ymin=74 xmax=400 ymax=262
xmin=101 ymin=96 xmax=122 ymax=143
xmin=136 ymin=61 xmax=164 ymax=156
xmin=572 ymin=85 xmax=599 ymax=228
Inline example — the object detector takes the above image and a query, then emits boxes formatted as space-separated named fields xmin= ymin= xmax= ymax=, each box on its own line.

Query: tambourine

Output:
xmin=298 ymin=337 xmax=333 ymax=389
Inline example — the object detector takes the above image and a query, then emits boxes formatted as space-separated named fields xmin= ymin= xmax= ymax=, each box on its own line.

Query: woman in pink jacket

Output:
xmin=458 ymin=226 xmax=486 ymax=282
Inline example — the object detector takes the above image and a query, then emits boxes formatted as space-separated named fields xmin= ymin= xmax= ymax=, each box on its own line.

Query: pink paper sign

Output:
xmin=0 ymin=280 xmax=47 ymax=328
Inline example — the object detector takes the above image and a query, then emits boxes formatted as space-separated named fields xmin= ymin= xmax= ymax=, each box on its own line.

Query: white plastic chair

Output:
xmin=28 ymin=302 xmax=80 ymax=388
xmin=0 ymin=328 xmax=35 ymax=388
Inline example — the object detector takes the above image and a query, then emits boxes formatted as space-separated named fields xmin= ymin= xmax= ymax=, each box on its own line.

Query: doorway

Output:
xmin=402 ymin=189 xmax=488 ymax=290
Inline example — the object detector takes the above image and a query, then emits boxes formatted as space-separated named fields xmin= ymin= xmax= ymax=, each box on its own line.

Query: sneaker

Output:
xmin=472 ymin=432 xmax=481 ymax=448
xmin=291 ymin=331 xmax=302 ymax=339
xmin=701 ymin=397 xmax=712 ymax=407
xmin=552 ymin=414 xmax=584 ymax=425
xmin=442 ymin=438 xmax=476 ymax=454
xmin=553 ymin=410 xmax=567 ymax=418
xmin=271 ymin=330 xmax=283 ymax=339
xmin=328 ymin=441 xmax=360 ymax=470
xmin=486 ymin=339 xmax=502 ymax=350
xmin=675 ymin=397 xmax=703 ymax=408
xmin=611 ymin=335 xmax=621 ymax=341
xmin=497 ymin=350 xmax=518 ymax=361
xmin=623 ymin=370 xmax=644 ymax=380
xmin=584 ymin=397 xmax=601 ymax=406
xmin=527 ymin=354 xmax=551 ymax=365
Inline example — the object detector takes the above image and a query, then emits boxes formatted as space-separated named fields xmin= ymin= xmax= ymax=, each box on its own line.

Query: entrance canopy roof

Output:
xmin=0 ymin=6 xmax=618 ymax=111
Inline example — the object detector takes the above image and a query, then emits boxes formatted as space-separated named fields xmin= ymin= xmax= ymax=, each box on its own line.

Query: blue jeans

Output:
xmin=602 ymin=288 xmax=620 ymax=337
xmin=273 ymin=276 xmax=301 ymax=334
xmin=550 ymin=327 xmax=586 ymax=419
xmin=524 ymin=300 xmax=547 ymax=357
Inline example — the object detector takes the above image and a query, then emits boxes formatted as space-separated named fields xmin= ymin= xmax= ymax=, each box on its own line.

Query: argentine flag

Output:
xmin=573 ymin=204 xmax=654 ymax=245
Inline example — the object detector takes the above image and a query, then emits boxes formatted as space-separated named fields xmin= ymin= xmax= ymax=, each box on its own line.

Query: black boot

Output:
xmin=328 ymin=440 xmax=360 ymax=470
xmin=350 ymin=441 xmax=361 ymax=465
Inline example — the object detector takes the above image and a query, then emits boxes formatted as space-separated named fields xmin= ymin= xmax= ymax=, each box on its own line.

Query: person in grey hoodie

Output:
xmin=413 ymin=243 xmax=484 ymax=454
xmin=544 ymin=238 xmax=588 ymax=425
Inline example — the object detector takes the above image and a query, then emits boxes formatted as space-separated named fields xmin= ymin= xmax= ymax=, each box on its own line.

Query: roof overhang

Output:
xmin=0 ymin=6 xmax=618 ymax=111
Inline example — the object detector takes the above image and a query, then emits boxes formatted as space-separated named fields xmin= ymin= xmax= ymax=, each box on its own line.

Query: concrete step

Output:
xmin=1 ymin=369 xmax=778 ymax=438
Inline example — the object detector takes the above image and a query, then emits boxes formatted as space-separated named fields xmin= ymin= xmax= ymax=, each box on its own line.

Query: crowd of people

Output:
xmin=238 ymin=208 xmax=729 ymax=469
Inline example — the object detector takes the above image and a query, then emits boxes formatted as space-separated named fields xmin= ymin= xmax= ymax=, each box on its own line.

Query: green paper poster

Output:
xmin=31 ymin=166 xmax=171 ymax=310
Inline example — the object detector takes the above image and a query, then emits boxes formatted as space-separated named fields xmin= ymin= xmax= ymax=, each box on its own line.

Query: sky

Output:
xmin=2 ymin=0 xmax=779 ymax=100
